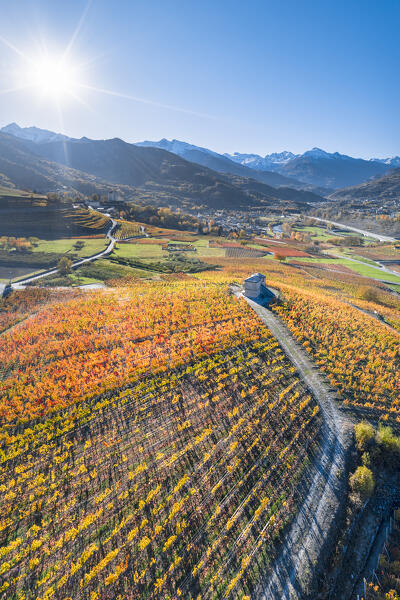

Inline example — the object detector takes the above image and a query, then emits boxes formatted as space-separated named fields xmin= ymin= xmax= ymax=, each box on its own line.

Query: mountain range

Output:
xmin=136 ymin=139 xmax=313 ymax=191
xmin=0 ymin=124 xmax=323 ymax=211
xmin=136 ymin=138 xmax=400 ymax=191
xmin=1 ymin=123 xmax=400 ymax=208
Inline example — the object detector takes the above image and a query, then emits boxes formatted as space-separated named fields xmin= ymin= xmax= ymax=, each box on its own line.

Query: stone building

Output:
xmin=244 ymin=273 xmax=266 ymax=298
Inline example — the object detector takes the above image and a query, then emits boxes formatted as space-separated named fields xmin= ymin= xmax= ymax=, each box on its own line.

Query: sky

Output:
xmin=0 ymin=0 xmax=399 ymax=158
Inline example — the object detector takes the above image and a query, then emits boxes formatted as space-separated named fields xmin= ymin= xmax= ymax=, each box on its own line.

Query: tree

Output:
xmin=375 ymin=425 xmax=400 ymax=467
xmin=354 ymin=422 xmax=375 ymax=452
xmin=350 ymin=465 xmax=374 ymax=502
xmin=274 ymin=253 xmax=286 ymax=262
xmin=58 ymin=257 xmax=73 ymax=276
xmin=74 ymin=241 xmax=85 ymax=251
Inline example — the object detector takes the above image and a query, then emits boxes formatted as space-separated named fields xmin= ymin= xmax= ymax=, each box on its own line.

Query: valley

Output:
xmin=1 ymin=1 xmax=400 ymax=597
xmin=0 ymin=126 xmax=400 ymax=600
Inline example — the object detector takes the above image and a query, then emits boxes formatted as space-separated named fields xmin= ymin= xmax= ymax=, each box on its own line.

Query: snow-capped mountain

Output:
xmin=226 ymin=151 xmax=297 ymax=171
xmin=3 ymin=124 xmax=398 ymax=191
xmin=371 ymin=156 xmax=400 ymax=168
xmin=1 ymin=122 xmax=71 ymax=144
xmin=137 ymin=138 xmax=221 ymax=158
xmin=136 ymin=138 xmax=310 ymax=189
xmin=226 ymin=147 xmax=396 ymax=188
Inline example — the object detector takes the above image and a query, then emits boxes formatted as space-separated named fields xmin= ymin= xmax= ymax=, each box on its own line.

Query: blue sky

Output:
xmin=0 ymin=0 xmax=399 ymax=158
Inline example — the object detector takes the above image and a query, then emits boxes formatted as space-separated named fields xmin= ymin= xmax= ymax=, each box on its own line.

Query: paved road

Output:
xmin=326 ymin=251 xmax=400 ymax=281
xmin=232 ymin=289 xmax=353 ymax=600
xmin=311 ymin=216 xmax=397 ymax=243
xmin=11 ymin=219 xmax=117 ymax=289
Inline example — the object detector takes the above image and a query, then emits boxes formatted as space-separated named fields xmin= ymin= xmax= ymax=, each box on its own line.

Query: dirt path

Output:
xmin=233 ymin=289 xmax=354 ymax=599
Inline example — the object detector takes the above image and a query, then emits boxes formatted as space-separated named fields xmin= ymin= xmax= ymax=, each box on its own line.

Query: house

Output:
xmin=244 ymin=273 xmax=266 ymax=298
xmin=107 ymin=190 xmax=124 ymax=203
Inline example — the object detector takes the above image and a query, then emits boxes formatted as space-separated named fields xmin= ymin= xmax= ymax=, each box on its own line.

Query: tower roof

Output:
xmin=244 ymin=273 xmax=265 ymax=283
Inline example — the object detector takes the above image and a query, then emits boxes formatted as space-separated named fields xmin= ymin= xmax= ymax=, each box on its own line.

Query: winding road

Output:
xmin=232 ymin=289 xmax=353 ymax=600
xmin=11 ymin=218 xmax=117 ymax=289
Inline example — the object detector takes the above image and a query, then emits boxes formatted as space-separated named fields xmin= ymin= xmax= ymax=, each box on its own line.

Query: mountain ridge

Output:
xmin=4 ymin=124 xmax=399 ymax=191
xmin=0 ymin=131 xmax=324 ymax=211
xmin=136 ymin=138 xmax=314 ymax=191
xmin=329 ymin=167 xmax=400 ymax=202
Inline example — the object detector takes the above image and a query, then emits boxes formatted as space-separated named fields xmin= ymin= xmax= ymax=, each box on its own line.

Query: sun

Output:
xmin=27 ymin=55 xmax=80 ymax=101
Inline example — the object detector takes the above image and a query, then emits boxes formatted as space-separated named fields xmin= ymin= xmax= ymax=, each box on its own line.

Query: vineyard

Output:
xmin=0 ymin=288 xmax=77 ymax=335
xmin=224 ymin=247 xmax=269 ymax=259
xmin=362 ymin=512 xmax=400 ymax=600
xmin=61 ymin=209 xmax=111 ymax=233
xmin=1 ymin=241 xmax=400 ymax=599
xmin=272 ymin=285 xmax=400 ymax=426
xmin=0 ymin=282 xmax=322 ymax=599
xmin=114 ymin=221 xmax=142 ymax=240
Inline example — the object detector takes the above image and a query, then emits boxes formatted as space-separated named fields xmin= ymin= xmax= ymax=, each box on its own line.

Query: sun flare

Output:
xmin=26 ymin=55 xmax=80 ymax=100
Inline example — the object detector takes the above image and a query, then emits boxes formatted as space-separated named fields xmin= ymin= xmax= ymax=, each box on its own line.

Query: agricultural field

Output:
xmin=0 ymin=187 xmax=47 ymax=200
xmin=27 ymin=237 xmax=108 ymax=259
xmin=114 ymin=243 xmax=164 ymax=259
xmin=0 ymin=281 xmax=322 ymax=600
xmin=0 ymin=288 xmax=77 ymax=334
xmin=1 ymin=223 xmax=400 ymax=600
xmin=196 ymin=255 xmax=400 ymax=421
xmin=363 ymin=512 xmax=400 ymax=599
xmin=0 ymin=203 xmax=111 ymax=239
xmin=273 ymin=286 xmax=400 ymax=425
xmin=113 ymin=220 xmax=142 ymax=240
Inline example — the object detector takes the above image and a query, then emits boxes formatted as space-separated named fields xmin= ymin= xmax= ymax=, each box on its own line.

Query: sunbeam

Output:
xmin=0 ymin=21 xmax=214 ymax=120
xmin=0 ymin=84 xmax=31 ymax=97
xmin=0 ymin=33 xmax=33 ymax=63
xmin=63 ymin=0 xmax=93 ymax=59
xmin=77 ymin=83 xmax=216 ymax=120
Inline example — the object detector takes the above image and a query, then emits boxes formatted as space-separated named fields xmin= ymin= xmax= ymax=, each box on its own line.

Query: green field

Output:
xmin=293 ymin=255 xmax=400 ymax=284
xmin=114 ymin=239 xmax=226 ymax=259
xmin=339 ymin=251 xmax=380 ymax=266
xmin=113 ymin=243 xmax=164 ymax=259
xmin=294 ymin=225 xmax=334 ymax=241
xmin=287 ymin=257 xmax=350 ymax=264
xmin=343 ymin=261 xmax=400 ymax=283
xmin=0 ymin=186 xmax=46 ymax=199
xmin=193 ymin=239 xmax=226 ymax=256
xmin=32 ymin=237 xmax=108 ymax=257
xmin=293 ymin=224 xmax=376 ymax=245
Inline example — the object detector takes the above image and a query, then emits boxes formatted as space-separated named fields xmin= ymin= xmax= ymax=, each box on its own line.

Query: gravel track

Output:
xmin=233 ymin=290 xmax=354 ymax=599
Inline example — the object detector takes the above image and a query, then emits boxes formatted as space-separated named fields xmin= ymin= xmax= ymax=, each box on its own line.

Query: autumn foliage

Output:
xmin=0 ymin=283 xmax=321 ymax=599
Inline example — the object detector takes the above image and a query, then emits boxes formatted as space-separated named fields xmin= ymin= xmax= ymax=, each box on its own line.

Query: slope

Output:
xmin=228 ymin=148 xmax=390 ymax=190
xmin=15 ymin=134 xmax=324 ymax=209
xmin=277 ymin=149 xmax=389 ymax=189
xmin=0 ymin=133 xmax=118 ymax=196
xmin=137 ymin=138 xmax=310 ymax=190
xmin=329 ymin=166 xmax=400 ymax=202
